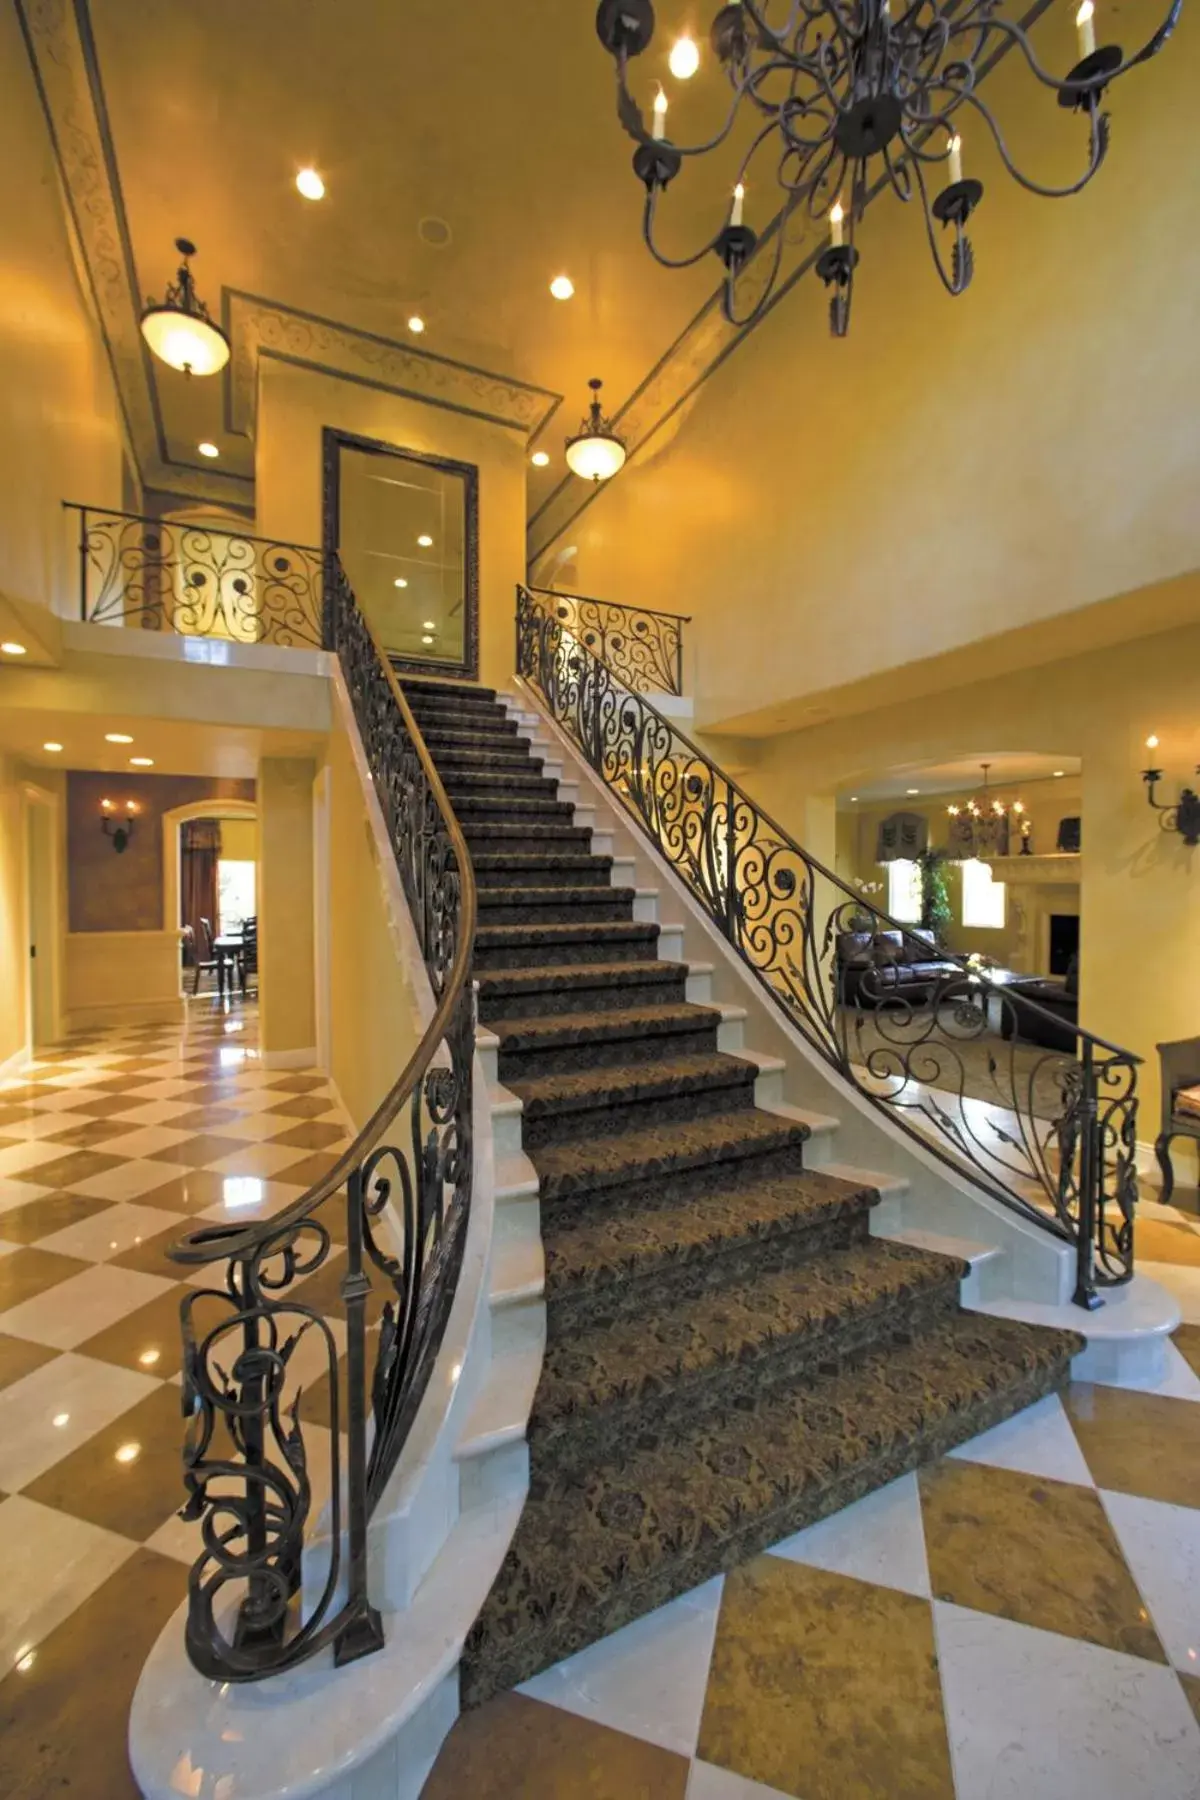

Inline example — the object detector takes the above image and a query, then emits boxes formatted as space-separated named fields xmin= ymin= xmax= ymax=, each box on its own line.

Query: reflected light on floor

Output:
xmin=138 ymin=1348 xmax=161 ymax=1367
xmin=14 ymin=1647 xmax=35 ymax=1674
xmin=114 ymin=1442 xmax=141 ymax=1465
xmin=222 ymin=1176 xmax=264 ymax=1209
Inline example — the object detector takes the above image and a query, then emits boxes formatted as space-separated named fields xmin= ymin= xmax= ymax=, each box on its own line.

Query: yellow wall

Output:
xmin=258 ymin=757 xmax=316 ymax=1057
xmin=541 ymin=15 xmax=1200 ymax=731
xmin=1 ymin=4 xmax=124 ymax=615
xmin=0 ymin=758 xmax=26 ymax=1069
xmin=64 ymin=930 xmax=182 ymax=1030
xmin=325 ymin=722 xmax=422 ymax=1131
xmin=220 ymin=818 xmax=257 ymax=862
xmin=744 ymin=623 xmax=1200 ymax=1135
xmin=255 ymin=360 xmax=527 ymax=687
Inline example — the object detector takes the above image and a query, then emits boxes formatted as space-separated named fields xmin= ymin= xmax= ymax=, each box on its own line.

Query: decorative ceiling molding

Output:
xmin=223 ymin=293 xmax=562 ymax=443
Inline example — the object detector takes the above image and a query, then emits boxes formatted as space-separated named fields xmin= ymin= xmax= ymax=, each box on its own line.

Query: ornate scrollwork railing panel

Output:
xmin=65 ymin=503 xmax=324 ymax=649
xmin=516 ymin=582 xmax=1137 ymax=1309
xmin=169 ymin=560 xmax=475 ymax=1681
xmin=526 ymin=583 xmax=689 ymax=696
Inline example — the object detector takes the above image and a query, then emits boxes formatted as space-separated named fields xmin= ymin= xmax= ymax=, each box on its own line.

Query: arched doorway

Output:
xmin=162 ymin=797 xmax=258 ymax=996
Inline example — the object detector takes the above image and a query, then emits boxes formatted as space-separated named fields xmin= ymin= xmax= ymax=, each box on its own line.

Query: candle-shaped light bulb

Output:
xmin=730 ymin=182 xmax=745 ymax=227
xmin=947 ymin=133 xmax=963 ymax=186
xmin=1145 ymin=734 xmax=1159 ymax=751
xmin=830 ymin=200 xmax=844 ymax=248
xmin=101 ymin=798 xmax=112 ymax=812
xmin=1075 ymin=0 xmax=1096 ymax=57
xmin=652 ymin=84 xmax=668 ymax=140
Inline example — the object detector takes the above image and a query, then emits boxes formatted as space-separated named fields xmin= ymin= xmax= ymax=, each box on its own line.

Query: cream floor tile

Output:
xmin=1100 ymin=1491 xmax=1200 ymax=1674
xmin=209 ymin=1111 xmax=303 ymax=1143
xmin=83 ymin=1125 xmax=194 ymax=1161
xmin=0 ymin=1265 xmax=175 ymax=1349
xmin=769 ymin=1471 xmax=931 ymax=1599
xmin=0 ymin=1140 xmax=74 ymax=1178
xmin=0 ymin=1180 xmax=51 ymax=1217
xmin=0 ymin=1352 xmax=159 ymax=1490
xmin=948 ymin=1392 xmax=1095 ymax=1486
xmin=0 ymin=1241 xmax=19 ymax=1259
xmin=1140 ymin=1261 xmax=1200 ymax=1326
xmin=198 ymin=1183 xmax=306 ymax=1225
xmin=0 ymin=1112 xmax=96 ymax=1142
xmin=104 ymin=1101 xmax=204 ymax=1127
xmin=119 ymin=1079 xmax=208 ymax=1102
xmin=14 ymin=1086 xmax=120 ymax=1112
xmin=0 ymin=1494 xmax=136 ymax=1666
xmin=934 ymin=1603 xmax=1200 ymax=1800
xmin=686 ymin=1764 xmax=794 ymax=1800
xmin=69 ymin=1158 xmax=194 ymax=1202
xmin=521 ymin=1575 xmax=724 ymax=1759
xmin=207 ymin=1142 xmax=312 ymax=1179
xmin=33 ymin=1203 xmax=175 ymax=1263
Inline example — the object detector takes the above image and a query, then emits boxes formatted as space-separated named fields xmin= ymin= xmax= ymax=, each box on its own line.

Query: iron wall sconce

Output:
xmin=101 ymin=797 xmax=139 ymax=853
xmin=1142 ymin=737 xmax=1200 ymax=846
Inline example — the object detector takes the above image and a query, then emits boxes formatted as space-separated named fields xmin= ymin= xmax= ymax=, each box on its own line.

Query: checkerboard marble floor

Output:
xmin=0 ymin=1000 xmax=354 ymax=1799
xmin=4 ymin=1009 xmax=1200 ymax=1799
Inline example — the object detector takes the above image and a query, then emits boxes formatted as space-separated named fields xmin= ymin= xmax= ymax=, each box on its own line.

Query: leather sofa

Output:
xmin=998 ymin=958 xmax=1078 ymax=1055
xmin=836 ymin=928 xmax=961 ymax=1005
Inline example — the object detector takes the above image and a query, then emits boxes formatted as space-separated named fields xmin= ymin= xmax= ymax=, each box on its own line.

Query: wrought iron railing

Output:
xmin=168 ymin=559 xmax=475 ymax=1680
xmin=65 ymin=502 xmax=324 ymax=648
xmin=516 ymin=582 xmax=1137 ymax=1309
xmin=525 ymin=583 xmax=689 ymax=696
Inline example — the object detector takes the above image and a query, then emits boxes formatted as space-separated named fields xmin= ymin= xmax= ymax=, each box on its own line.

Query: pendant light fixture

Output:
xmin=565 ymin=379 xmax=627 ymax=482
xmin=946 ymin=763 xmax=1026 ymax=860
xmin=140 ymin=238 xmax=230 ymax=377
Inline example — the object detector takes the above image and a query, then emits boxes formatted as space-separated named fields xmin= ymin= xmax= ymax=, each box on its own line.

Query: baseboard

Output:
xmin=64 ymin=998 xmax=185 ymax=1033
xmin=260 ymin=1045 xmax=319 ymax=1071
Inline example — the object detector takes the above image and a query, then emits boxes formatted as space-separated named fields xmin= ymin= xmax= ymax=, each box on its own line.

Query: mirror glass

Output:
xmin=336 ymin=444 xmax=469 ymax=667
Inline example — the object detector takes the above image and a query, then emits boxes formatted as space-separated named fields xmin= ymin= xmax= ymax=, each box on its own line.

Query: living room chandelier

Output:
xmin=594 ymin=0 xmax=1182 ymax=335
xmin=946 ymin=762 xmax=1025 ymax=859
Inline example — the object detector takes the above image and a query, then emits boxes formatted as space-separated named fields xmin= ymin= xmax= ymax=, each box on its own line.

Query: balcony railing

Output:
xmin=516 ymin=581 xmax=1138 ymax=1310
xmin=64 ymin=503 xmax=324 ymax=649
xmin=524 ymin=584 xmax=689 ymax=696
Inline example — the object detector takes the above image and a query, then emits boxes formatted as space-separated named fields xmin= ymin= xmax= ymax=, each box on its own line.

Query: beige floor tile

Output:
xmin=0 ymin=1140 xmax=82 ymax=1180
xmin=0 ymin=1494 xmax=136 ymax=1666
xmin=34 ymin=1202 xmax=177 ymax=1263
xmin=207 ymin=1141 xmax=315 ymax=1179
xmin=0 ymin=1264 xmax=176 ymax=1350
xmin=425 ymin=1691 xmax=691 ymax=1800
xmin=698 ymin=1556 xmax=954 ymax=1800
xmin=0 ymin=1247 xmax=89 ymax=1310
xmin=23 ymin=1382 xmax=194 ymax=1540
xmin=1172 ymin=1323 xmax=1200 ymax=1380
xmin=0 ymin=1192 xmax=114 ymax=1246
xmin=133 ymin=1169 xmax=238 ymax=1214
xmin=0 ymin=1334 xmax=59 ymax=1394
xmin=69 ymin=1157 xmax=194 ymax=1202
xmin=0 ymin=1353 xmax=160 ymax=1491
xmin=75 ymin=1285 xmax=194 ymax=1379
xmin=1064 ymin=1381 xmax=1200 ymax=1507
xmin=7 ymin=1148 xmax=125 ymax=1191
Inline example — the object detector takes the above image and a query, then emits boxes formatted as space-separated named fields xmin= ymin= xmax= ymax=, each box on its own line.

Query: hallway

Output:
xmin=0 ymin=1001 xmax=351 ymax=1798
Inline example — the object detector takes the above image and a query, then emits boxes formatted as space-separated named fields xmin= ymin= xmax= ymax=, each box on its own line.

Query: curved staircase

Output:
xmin=401 ymin=675 xmax=1083 ymax=1707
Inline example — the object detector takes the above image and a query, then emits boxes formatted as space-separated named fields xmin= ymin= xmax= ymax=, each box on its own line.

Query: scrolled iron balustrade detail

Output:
xmin=65 ymin=503 xmax=324 ymax=648
xmin=171 ymin=560 xmax=475 ymax=1680
xmin=516 ymin=582 xmax=1137 ymax=1308
xmin=525 ymin=583 xmax=688 ymax=696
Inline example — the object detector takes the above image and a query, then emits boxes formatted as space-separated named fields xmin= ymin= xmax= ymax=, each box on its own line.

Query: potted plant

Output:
xmin=917 ymin=848 xmax=953 ymax=946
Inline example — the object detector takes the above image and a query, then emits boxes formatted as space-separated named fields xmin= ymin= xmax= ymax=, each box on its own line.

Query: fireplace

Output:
xmin=1049 ymin=913 xmax=1080 ymax=976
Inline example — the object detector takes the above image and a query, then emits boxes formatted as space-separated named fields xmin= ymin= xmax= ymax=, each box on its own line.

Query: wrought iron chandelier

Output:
xmin=947 ymin=762 xmax=1025 ymax=858
xmin=565 ymin=379 xmax=629 ymax=480
xmin=140 ymin=238 xmax=230 ymax=377
xmin=595 ymin=0 xmax=1181 ymax=334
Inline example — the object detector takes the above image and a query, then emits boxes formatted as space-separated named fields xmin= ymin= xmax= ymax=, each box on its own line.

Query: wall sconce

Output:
xmin=1142 ymin=737 xmax=1200 ymax=846
xmin=100 ymin=797 xmax=139 ymax=853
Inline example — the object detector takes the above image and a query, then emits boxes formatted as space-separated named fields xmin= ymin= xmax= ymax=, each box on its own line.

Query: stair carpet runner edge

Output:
xmin=398 ymin=673 xmax=1084 ymax=1706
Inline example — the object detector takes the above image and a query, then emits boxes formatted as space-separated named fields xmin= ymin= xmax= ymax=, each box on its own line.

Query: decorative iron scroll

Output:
xmin=517 ymin=582 xmax=1137 ymax=1309
xmin=525 ymin=584 xmax=688 ymax=696
xmin=169 ymin=559 xmax=475 ymax=1680
xmin=65 ymin=503 xmax=324 ymax=648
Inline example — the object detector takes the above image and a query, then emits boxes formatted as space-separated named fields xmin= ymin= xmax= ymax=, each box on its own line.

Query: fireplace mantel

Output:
xmin=989 ymin=855 xmax=1081 ymax=973
xmin=989 ymin=853 xmax=1081 ymax=881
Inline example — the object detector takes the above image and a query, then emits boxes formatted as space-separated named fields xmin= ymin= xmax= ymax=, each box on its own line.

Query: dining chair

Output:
xmin=192 ymin=917 xmax=219 ymax=996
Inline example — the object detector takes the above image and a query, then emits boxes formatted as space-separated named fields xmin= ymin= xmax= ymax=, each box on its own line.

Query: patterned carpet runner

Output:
xmin=399 ymin=676 xmax=1083 ymax=1706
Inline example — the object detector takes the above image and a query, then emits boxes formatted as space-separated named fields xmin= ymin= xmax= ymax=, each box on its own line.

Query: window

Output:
xmin=961 ymin=858 xmax=1006 ymax=929
xmin=886 ymin=859 xmax=922 ymax=924
xmin=218 ymin=860 xmax=256 ymax=931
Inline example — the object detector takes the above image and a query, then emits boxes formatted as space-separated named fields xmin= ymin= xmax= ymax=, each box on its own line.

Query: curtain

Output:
xmin=875 ymin=810 xmax=928 ymax=863
xmin=180 ymin=819 xmax=223 ymax=963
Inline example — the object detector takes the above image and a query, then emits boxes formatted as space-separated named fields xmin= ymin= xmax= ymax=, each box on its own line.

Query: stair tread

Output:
xmin=462 ymin=1311 xmax=1082 ymax=1697
xmin=476 ymin=959 xmax=687 ymax=998
xmin=478 ymin=885 xmax=637 ymax=907
xmin=476 ymin=919 xmax=657 ymax=946
xmin=531 ymin=1104 xmax=810 ymax=1200
xmin=510 ymin=1051 xmax=756 ymax=1118
xmin=491 ymin=1000 xmax=721 ymax=1048
xmin=534 ymin=1237 xmax=965 ymax=1428
xmin=545 ymin=1164 xmax=874 ymax=1292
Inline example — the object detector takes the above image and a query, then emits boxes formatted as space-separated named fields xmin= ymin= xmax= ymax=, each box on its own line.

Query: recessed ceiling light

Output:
xmin=669 ymin=35 xmax=701 ymax=78
xmin=296 ymin=167 xmax=325 ymax=201
xmin=907 ymin=787 xmax=920 ymax=795
xmin=407 ymin=315 xmax=426 ymax=334
xmin=422 ymin=619 xmax=436 ymax=629
xmin=417 ymin=534 xmax=433 ymax=547
xmin=130 ymin=756 xmax=154 ymax=767
xmin=115 ymin=1441 xmax=141 ymax=1465
xmin=1053 ymin=769 xmax=1065 ymax=777
xmin=1 ymin=641 xmax=26 ymax=656
xmin=549 ymin=274 xmax=575 ymax=300
xmin=105 ymin=732 xmax=134 ymax=744
xmin=850 ymin=795 xmax=859 ymax=802
xmin=197 ymin=441 xmax=219 ymax=458
xmin=43 ymin=742 xmax=63 ymax=753
xmin=393 ymin=577 xmax=408 ymax=588
xmin=421 ymin=634 xmax=435 ymax=645
xmin=531 ymin=450 xmax=550 ymax=467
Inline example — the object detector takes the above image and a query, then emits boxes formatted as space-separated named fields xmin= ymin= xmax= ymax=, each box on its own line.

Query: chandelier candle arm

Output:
xmin=595 ymin=0 xmax=1183 ymax=334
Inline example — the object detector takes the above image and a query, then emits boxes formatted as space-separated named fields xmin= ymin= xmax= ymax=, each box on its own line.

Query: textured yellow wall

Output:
xmin=326 ymin=723 xmax=421 ymax=1131
xmin=0 ymin=759 xmax=26 ymax=1068
xmin=258 ymin=757 xmax=316 ymax=1056
xmin=1 ymin=4 xmax=124 ymax=615
xmin=255 ymin=360 xmax=527 ymax=688
xmin=543 ymin=15 xmax=1200 ymax=731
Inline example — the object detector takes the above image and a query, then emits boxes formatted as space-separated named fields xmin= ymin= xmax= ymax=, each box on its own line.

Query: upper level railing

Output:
xmin=64 ymin=502 xmax=324 ymax=648
xmin=167 ymin=558 xmax=476 ymax=1680
xmin=525 ymin=583 xmax=689 ymax=696
xmin=516 ymin=582 xmax=1137 ymax=1310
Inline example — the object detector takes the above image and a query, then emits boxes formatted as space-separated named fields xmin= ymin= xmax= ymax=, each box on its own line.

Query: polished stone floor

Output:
xmin=2 ymin=1012 xmax=1200 ymax=1798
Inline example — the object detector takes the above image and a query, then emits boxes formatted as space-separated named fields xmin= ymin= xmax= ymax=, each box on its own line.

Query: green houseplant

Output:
xmin=917 ymin=847 xmax=953 ymax=945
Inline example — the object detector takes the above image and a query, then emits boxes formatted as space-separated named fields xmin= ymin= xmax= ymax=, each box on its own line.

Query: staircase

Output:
xmin=401 ymin=675 xmax=1084 ymax=1706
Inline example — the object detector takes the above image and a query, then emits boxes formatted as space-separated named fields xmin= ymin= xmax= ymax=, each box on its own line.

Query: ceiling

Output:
xmin=2 ymin=708 xmax=325 ymax=781
xmin=838 ymin=752 xmax=1083 ymax=806
xmin=76 ymin=0 xmax=737 ymax=503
